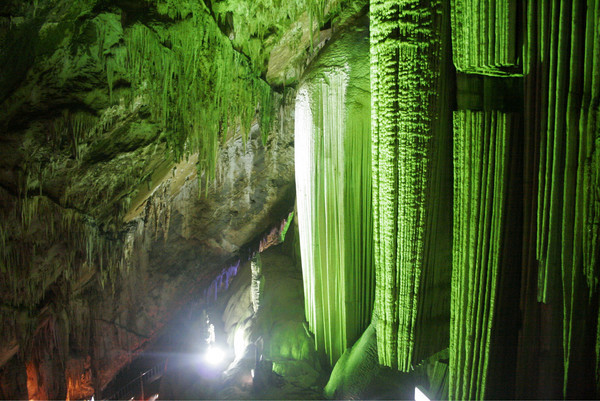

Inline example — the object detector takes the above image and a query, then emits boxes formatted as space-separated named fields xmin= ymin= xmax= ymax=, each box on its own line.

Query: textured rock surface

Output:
xmin=0 ymin=1 xmax=297 ymax=397
xmin=217 ymin=246 xmax=325 ymax=400
xmin=324 ymin=323 xmax=415 ymax=400
xmin=295 ymin=11 xmax=374 ymax=367
xmin=0 ymin=0 xmax=369 ymax=397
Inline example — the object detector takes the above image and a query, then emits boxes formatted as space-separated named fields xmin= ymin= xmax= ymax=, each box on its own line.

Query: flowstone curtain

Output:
xmin=450 ymin=0 xmax=518 ymax=75
xmin=295 ymin=67 xmax=373 ymax=366
xmin=370 ymin=0 xmax=443 ymax=371
xmin=450 ymin=110 xmax=513 ymax=400
xmin=523 ymin=0 xmax=600 ymax=395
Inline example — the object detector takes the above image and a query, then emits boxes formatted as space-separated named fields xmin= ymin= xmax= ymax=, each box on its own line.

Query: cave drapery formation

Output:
xmin=448 ymin=1 xmax=522 ymax=399
xmin=0 ymin=0 xmax=599 ymax=400
xmin=519 ymin=0 xmax=600 ymax=398
xmin=295 ymin=17 xmax=373 ymax=367
xmin=370 ymin=0 xmax=440 ymax=372
xmin=366 ymin=0 xmax=600 ymax=398
xmin=450 ymin=110 xmax=515 ymax=400
xmin=369 ymin=0 xmax=454 ymax=373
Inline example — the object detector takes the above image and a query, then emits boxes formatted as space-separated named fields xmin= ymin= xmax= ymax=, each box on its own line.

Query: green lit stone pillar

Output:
xmin=524 ymin=0 xmax=600 ymax=397
xmin=450 ymin=0 xmax=518 ymax=75
xmin=370 ymin=0 xmax=443 ymax=371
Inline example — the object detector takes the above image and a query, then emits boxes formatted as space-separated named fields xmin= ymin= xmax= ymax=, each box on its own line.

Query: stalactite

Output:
xmin=516 ymin=0 xmax=545 ymax=395
xmin=123 ymin=10 xmax=273 ymax=185
xmin=50 ymin=110 xmax=99 ymax=160
xmin=279 ymin=211 xmax=294 ymax=242
xmin=204 ymin=260 xmax=240 ymax=303
xmin=370 ymin=0 xmax=442 ymax=371
xmin=251 ymin=254 xmax=264 ymax=313
xmin=295 ymin=66 xmax=373 ymax=366
xmin=449 ymin=110 xmax=512 ymax=400
xmin=527 ymin=0 xmax=599 ymax=395
xmin=450 ymin=0 xmax=518 ymax=75
xmin=413 ymin=0 xmax=454 ymax=364
xmin=580 ymin=0 xmax=600 ymax=304
xmin=258 ymin=211 xmax=294 ymax=252
xmin=0 ymin=188 xmax=125 ymax=313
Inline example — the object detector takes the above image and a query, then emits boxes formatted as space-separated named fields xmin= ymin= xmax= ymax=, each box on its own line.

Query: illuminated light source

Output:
xmin=207 ymin=323 xmax=215 ymax=344
xmin=204 ymin=345 xmax=225 ymax=365
xmin=415 ymin=386 xmax=430 ymax=401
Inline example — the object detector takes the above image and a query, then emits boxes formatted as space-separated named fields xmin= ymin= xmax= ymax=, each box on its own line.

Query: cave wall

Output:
xmin=0 ymin=0 xmax=306 ymax=398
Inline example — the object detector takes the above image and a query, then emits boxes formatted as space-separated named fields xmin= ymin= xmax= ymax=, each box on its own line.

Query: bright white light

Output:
xmin=204 ymin=345 xmax=225 ymax=365
xmin=415 ymin=386 xmax=431 ymax=401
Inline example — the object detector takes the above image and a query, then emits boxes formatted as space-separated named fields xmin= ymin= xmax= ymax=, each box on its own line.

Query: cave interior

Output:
xmin=0 ymin=0 xmax=599 ymax=400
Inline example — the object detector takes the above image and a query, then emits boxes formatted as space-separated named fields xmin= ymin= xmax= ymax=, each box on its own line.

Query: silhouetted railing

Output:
xmin=103 ymin=361 xmax=166 ymax=400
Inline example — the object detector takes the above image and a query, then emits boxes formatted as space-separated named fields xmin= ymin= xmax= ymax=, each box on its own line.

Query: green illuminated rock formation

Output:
xmin=450 ymin=110 xmax=513 ymax=400
xmin=122 ymin=12 xmax=273 ymax=182
xmin=451 ymin=0 xmax=518 ymax=75
xmin=295 ymin=17 xmax=373 ymax=366
xmin=1 ymin=0 xmax=600 ymax=399
xmin=0 ymin=0 xmax=299 ymax=397
xmin=520 ymin=0 xmax=600 ymax=397
xmin=370 ymin=0 xmax=444 ymax=371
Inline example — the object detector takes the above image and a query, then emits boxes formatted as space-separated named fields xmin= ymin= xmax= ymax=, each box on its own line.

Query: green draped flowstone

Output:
xmin=450 ymin=110 xmax=512 ymax=400
xmin=450 ymin=0 xmax=518 ymax=75
xmin=525 ymin=0 xmax=600 ymax=394
xmin=295 ymin=23 xmax=373 ymax=366
xmin=370 ymin=0 xmax=443 ymax=371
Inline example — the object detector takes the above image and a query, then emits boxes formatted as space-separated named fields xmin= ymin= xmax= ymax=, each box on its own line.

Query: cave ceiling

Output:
xmin=0 ymin=0 xmax=366 ymax=394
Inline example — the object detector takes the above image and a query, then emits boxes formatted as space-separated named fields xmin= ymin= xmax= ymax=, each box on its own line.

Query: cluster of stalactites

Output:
xmin=102 ymin=4 xmax=273 ymax=189
xmin=0 ymin=191 xmax=125 ymax=311
xmin=295 ymin=68 xmax=373 ymax=367
xmin=533 ymin=0 xmax=599 ymax=302
xmin=369 ymin=0 xmax=442 ymax=372
xmin=450 ymin=110 xmax=512 ymax=400
xmin=525 ymin=0 xmax=600 ymax=393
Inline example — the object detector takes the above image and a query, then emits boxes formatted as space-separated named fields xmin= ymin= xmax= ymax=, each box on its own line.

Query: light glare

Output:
xmin=415 ymin=386 xmax=430 ymax=401
xmin=204 ymin=346 xmax=224 ymax=365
